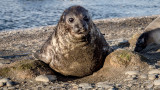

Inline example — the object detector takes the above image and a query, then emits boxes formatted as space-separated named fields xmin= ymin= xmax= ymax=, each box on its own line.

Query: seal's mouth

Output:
xmin=71 ymin=29 xmax=90 ymax=39
xmin=77 ymin=30 xmax=88 ymax=34
xmin=76 ymin=28 xmax=90 ymax=35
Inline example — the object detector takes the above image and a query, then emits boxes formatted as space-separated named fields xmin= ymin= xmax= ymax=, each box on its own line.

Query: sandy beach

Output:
xmin=0 ymin=15 xmax=160 ymax=89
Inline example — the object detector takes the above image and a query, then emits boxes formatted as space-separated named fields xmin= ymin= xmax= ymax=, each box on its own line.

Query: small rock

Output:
xmin=131 ymin=75 xmax=138 ymax=78
xmin=43 ymin=82 xmax=49 ymax=86
xmin=148 ymin=74 xmax=156 ymax=80
xmin=154 ymin=85 xmax=160 ymax=89
xmin=0 ymin=63 xmax=3 ymax=67
xmin=127 ymin=75 xmax=132 ymax=78
xmin=108 ymin=87 xmax=115 ymax=90
xmin=37 ymin=86 xmax=43 ymax=90
xmin=7 ymin=87 xmax=16 ymax=89
xmin=2 ymin=87 xmax=8 ymax=90
xmin=35 ymin=75 xmax=57 ymax=82
xmin=116 ymin=84 xmax=122 ymax=87
xmin=149 ymin=65 xmax=156 ymax=69
xmin=0 ymin=82 xmax=4 ymax=87
xmin=148 ymin=69 xmax=160 ymax=74
xmin=146 ymin=84 xmax=153 ymax=89
xmin=78 ymin=83 xmax=92 ymax=89
xmin=123 ymin=86 xmax=130 ymax=90
xmin=72 ymin=85 xmax=78 ymax=89
xmin=0 ymin=78 xmax=9 ymax=83
xmin=46 ymin=75 xmax=57 ymax=81
xmin=6 ymin=81 xmax=13 ymax=87
xmin=141 ymin=85 xmax=145 ymax=88
xmin=133 ymin=66 xmax=139 ymax=70
xmin=154 ymin=79 xmax=160 ymax=85
xmin=139 ymin=74 xmax=147 ymax=79
xmin=124 ymin=77 xmax=135 ymax=81
xmin=128 ymin=84 xmax=133 ymax=87
xmin=50 ymin=87 xmax=63 ymax=89
xmin=125 ymin=71 xmax=139 ymax=76
xmin=96 ymin=82 xmax=113 ymax=89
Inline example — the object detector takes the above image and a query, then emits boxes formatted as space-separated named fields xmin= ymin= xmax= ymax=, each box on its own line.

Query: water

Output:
xmin=1 ymin=0 xmax=160 ymax=31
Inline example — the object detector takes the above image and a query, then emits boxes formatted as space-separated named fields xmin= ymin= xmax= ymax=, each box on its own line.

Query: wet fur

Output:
xmin=34 ymin=6 xmax=112 ymax=77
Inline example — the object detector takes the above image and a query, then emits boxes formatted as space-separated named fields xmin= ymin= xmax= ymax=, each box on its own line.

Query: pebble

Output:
xmin=108 ymin=87 xmax=115 ymax=90
xmin=6 ymin=81 xmax=13 ymax=87
xmin=125 ymin=71 xmax=139 ymax=76
xmin=35 ymin=75 xmax=57 ymax=82
xmin=131 ymin=75 xmax=137 ymax=79
xmin=148 ymin=74 xmax=156 ymax=80
xmin=0 ymin=78 xmax=9 ymax=83
xmin=72 ymin=85 xmax=78 ymax=89
xmin=127 ymin=84 xmax=133 ymax=87
xmin=124 ymin=77 xmax=135 ymax=81
xmin=7 ymin=87 xmax=16 ymax=90
xmin=2 ymin=87 xmax=8 ymax=90
xmin=139 ymin=74 xmax=147 ymax=79
xmin=149 ymin=65 xmax=156 ymax=69
xmin=96 ymin=82 xmax=113 ymax=89
xmin=133 ymin=66 xmax=139 ymax=70
xmin=0 ymin=63 xmax=3 ymax=67
xmin=78 ymin=83 xmax=92 ymax=89
xmin=148 ymin=69 xmax=160 ymax=74
xmin=154 ymin=85 xmax=160 ymax=89
xmin=116 ymin=84 xmax=122 ymax=87
xmin=123 ymin=86 xmax=130 ymax=90
xmin=146 ymin=83 xmax=153 ymax=89
xmin=154 ymin=79 xmax=160 ymax=85
xmin=0 ymin=82 xmax=4 ymax=87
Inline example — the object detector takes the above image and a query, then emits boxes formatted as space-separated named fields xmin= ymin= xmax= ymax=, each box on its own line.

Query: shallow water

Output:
xmin=0 ymin=0 xmax=160 ymax=30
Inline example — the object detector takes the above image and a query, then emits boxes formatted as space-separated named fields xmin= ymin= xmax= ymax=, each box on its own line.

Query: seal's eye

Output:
xmin=83 ymin=16 xmax=89 ymax=22
xmin=69 ymin=18 xmax=74 ymax=23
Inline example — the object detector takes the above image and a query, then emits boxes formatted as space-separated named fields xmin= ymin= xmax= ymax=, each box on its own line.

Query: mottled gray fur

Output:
xmin=34 ymin=5 xmax=112 ymax=77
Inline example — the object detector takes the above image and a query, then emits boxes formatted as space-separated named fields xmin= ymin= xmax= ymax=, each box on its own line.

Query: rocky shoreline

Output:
xmin=0 ymin=15 xmax=160 ymax=89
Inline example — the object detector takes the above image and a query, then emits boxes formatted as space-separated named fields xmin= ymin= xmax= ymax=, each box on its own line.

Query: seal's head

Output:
xmin=134 ymin=33 xmax=149 ymax=52
xmin=58 ymin=5 xmax=92 ymax=38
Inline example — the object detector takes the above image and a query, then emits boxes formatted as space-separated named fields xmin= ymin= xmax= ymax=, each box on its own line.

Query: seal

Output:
xmin=134 ymin=28 xmax=160 ymax=52
xmin=134 ymin=16 xmax=160 ymax=52
xmin=34 ymin=5 xmax=112 ymax=77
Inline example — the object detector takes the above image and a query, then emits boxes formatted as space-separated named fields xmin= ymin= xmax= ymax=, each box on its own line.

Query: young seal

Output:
xmin=134 ymin=28 xmax=160 ymax=52
xmin=134 ymin=16 xmax=160 ymax=52
xmin=34 ymin=5 xmax=112 ymax=77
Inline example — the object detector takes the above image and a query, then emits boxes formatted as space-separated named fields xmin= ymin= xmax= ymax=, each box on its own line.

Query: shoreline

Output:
xmin=0 ymin=15 xmax=159 ymax=33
